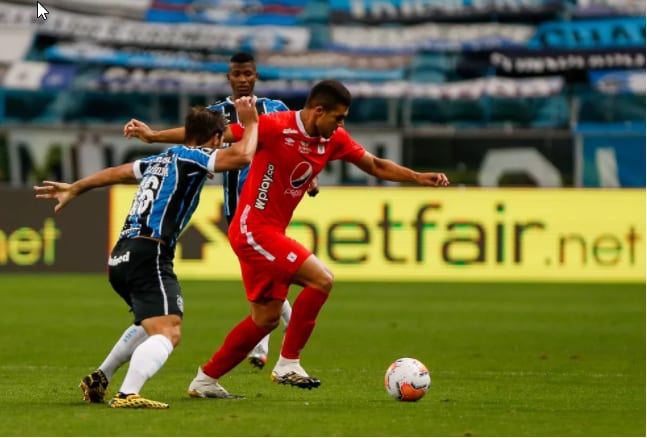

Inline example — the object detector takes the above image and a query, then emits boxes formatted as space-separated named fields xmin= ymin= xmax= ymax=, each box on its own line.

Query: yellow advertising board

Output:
xmin=110 ymin=186 xmax=645 ymax=282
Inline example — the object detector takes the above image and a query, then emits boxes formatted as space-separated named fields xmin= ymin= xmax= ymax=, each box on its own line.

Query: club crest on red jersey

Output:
xmin=317 ymin=137 xmax=330 ymax=155
xmin=299 ymin=141 xmax=312 ymax=154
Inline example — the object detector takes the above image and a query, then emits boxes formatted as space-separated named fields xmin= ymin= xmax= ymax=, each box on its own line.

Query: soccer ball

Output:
xmin=384 ymin=357 xmax=431 ymax=401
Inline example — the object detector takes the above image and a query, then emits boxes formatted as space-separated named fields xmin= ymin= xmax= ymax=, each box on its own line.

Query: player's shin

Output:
xmin=202 ymin=316 xmax=271 ymax=378
xmin=98 ymin=324 xmax=148 ymax=380
xmin=280 ymin=287 xmax=329 ymax=359
xmin=118 ymin=334 xmax=174 ymax=395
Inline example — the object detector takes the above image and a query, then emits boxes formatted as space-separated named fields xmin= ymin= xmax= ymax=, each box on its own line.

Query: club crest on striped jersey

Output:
xmin=222 ymin=108 xmax=233 ymax=124
xmin=290 ymin=162 xmax=312 ymax=188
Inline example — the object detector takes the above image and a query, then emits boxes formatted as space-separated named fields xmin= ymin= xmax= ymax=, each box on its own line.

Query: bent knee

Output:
xmin=253 ymin=315 xmax=280 ymax=331
xmin=294 ymin=255 xmax=334 ymax=292
xmin=168 ymin=331 xmax=181 ymax=347
xmin=160 ymin=326 xmax=182 ymax=347
xmin=316 ymin=268 xmax=334 ymax=293
xmin=142 ymin=314 xmax=182 ymax=347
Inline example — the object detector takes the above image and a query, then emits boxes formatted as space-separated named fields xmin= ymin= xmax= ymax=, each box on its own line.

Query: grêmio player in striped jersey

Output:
xmin=35 ymin=98 xmax=259 ymax=408
xmin=123 ymin=53 xmax=313 ymax=375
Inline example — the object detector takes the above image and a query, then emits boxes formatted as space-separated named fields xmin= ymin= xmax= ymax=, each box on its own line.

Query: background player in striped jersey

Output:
xmin=123 ymin=52 xmax=316 ymax=372
xmin=34 ymin=97 xmax=259 ymax=408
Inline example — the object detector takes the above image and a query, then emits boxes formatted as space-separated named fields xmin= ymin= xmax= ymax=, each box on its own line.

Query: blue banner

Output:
xmin=574 ymin=0 xmax=645 ymax=17
xmin=3 ymin=62 xmax=76 ymax=91
xmin=45 ymin=44 xmax=406 ymax=81
xmin=0 ymin=2 xmax=311 ymax=52
xmin=329 ymin=0 xmax=569 ymax=24
xmin=46 ymin=44 xmax=231 ymax=73
xmin=41 ymin=64 xmax=77 ymax=90
xmin=577 ymin=123 xmax=646 ymax=188
xmin=589 ymin=70 xmax=646 ymax=95
xmin=490 ymin=48 xmax=646 ymax=75
xmin=329 ymin=23 xmax=535 ymax=53
xmin=146 ymin=0 xmax=307 ymax=25
xmin=529 ymin=17 xmax=646 ymax=49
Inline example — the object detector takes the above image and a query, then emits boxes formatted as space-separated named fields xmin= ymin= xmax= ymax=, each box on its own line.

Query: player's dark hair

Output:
xmin=184 ymin=107 xmax=226 ymax=145
xmin=230 ymin=52 xmax=255 ymax=64
xmin=305 ymin=79 xmax=351 ymax=110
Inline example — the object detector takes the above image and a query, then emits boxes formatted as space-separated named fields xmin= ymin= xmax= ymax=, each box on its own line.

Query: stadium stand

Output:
xmin=0 ymin=0 xmax=644 ymax=186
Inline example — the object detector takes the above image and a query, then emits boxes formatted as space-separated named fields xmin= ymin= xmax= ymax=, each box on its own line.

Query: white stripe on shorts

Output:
xmin=155 ymin=242 xmax=169 ymax=314
xmin=240 ymin=204 xmax=276 ymax=262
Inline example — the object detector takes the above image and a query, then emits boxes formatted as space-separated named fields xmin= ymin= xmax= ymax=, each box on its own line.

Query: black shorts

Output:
xmin=108 ymin=238 xmax=184 ymax=324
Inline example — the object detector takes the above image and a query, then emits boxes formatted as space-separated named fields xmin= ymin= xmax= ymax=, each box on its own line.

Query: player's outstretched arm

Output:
xmin=212 ymin=97 xmax=259 ymax=172
xmin=124 ymin=118 xmax=235 ymax=146
xmin=353 ymin=151 xmax=449 ymax=187
xmin=34 ymin=163 xmax=136 ymax=213
xmin=123 ymin=119 xmax=186 ymax=144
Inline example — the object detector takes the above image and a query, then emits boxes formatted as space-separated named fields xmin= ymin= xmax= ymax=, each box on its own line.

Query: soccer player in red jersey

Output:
xmin=186 ymin=79 xmax=449 ymax=395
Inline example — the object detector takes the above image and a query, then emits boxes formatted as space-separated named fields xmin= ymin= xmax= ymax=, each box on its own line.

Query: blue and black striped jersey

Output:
xmin=119 ymin=145 xmax=217 ymax=249
xmin=207 ymin=96 xmax=289 ymax=224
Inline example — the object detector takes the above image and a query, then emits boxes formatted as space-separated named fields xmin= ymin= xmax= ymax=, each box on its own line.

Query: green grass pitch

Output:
xmin=0 ymin=274 xmax=644 ymax=436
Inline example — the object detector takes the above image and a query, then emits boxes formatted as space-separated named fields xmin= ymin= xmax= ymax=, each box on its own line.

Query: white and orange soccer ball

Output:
xmin=384 ymin=357 xmax=431 ymax=401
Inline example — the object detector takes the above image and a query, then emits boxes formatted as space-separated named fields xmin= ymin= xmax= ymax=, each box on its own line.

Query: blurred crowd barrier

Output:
xmin=0 ymin=123 xmax=644 ymax=188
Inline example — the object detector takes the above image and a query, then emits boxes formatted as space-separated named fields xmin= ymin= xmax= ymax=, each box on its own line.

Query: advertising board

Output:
xmin=108 ymin=186 xmax=645 ymax=282
xmin=0 ymin=187 xmax=109 ymax=272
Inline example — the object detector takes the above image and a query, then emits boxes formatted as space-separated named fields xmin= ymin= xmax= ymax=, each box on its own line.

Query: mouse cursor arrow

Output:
xmin=37 ymin=2 xmax=49 ymax=20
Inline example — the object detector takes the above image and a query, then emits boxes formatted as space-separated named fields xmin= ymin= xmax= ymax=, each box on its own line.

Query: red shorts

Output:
xmin=229 ymin=225 xmax=312 ymax=302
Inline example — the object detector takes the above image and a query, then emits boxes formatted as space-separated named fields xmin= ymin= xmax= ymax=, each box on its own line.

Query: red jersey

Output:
xmin=229 ymin=110 xmax=366 ymax=230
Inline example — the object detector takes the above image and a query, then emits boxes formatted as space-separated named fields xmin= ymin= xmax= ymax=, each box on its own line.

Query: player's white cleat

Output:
xmin=248 ymin=354 xmax=267 ymax=369
xmin=248 ymin=345 xmax=268 ymax=369
xmin=187 ymin=367 xmax=244 ymax=399
xmin=271 ymin=357 xmax=321 ymax=390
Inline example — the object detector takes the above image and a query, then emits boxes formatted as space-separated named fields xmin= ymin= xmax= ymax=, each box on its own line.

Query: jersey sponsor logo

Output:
xmin=290 ymin=162 xmax=313 ymax=188
xmin=144 ymin=155 xmax=170 ymax=180
xmin=255 ymin=163 xmax=275 ymax=210
xmin=119 ymin=227 xmax=139 ymax=240
xmin=147 ymin=165 xmax=169 ymax=177
xmin=282 ymin=128 xmax=298 ymax=134
xmin=284 ymin=188 xmax=303 ymax=198
xmin=284 ymin=137 xmax=296 ymax=147
xmin=152 ymin=156 xmax=172 ymax=164
xmin=287 ymin=252 xmax=298 ymax=262
xmin=108 ymin=251 xmax=130 ymax=266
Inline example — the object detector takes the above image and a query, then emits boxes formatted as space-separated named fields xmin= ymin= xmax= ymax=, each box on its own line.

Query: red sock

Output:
xmin=202 ymin=316 xmax=270 ymax=378
xmin=281 ymin=287 xmax=329 ymax=360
